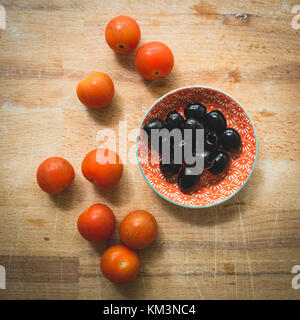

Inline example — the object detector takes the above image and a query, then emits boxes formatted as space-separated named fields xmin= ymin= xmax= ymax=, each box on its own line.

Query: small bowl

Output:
xmin=136 ymin=86 xmax=257 ymax=208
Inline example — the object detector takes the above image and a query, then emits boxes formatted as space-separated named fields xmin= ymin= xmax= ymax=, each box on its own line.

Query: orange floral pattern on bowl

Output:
xmin=137 ymin=86 xmax=257 ymax=208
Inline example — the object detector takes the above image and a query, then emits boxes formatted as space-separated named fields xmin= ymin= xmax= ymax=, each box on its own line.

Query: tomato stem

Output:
xmin=120 ymin=260 xmax=125 ymax=266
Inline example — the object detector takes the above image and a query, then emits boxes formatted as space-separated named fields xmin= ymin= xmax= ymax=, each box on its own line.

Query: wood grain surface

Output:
xmin=0 ymin=0 xmax=300 ymax=300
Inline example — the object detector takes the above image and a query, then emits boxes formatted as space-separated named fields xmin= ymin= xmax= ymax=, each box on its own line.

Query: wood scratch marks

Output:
xmin=238 ymin=206 xmax=255 ymax=298
xmin=214 ymin=211 xmax=218 ymax=283
xmin=142 ymin=274 xmax=149 ymax=298
xmin=29 ymin=120 xmax=36 ymax=168
xmin=45 ymin=282 xmax=49 ymax=300
xmin=269 ymin=190 xmax=282 ymax=253
xmin=270 ymin=210 xmax=278 ymax=249
xmin=70 ymin=228 xmax=77 ymax=242
xmin=185 ymin=244 xmax=189 ymax=282
xmin=97 ymin=257 xmax=102 ymax=300
xmin=53 ymin=209 xmax=59 ymax=237
xmin=52 ymin=209 xmax=59 ymax=256
xmin=8 ymin=243 xmax=13 ymax=271
xmin=234 ymin=257 xmax=238 ymax=299
xmin=59 ymin=258 xmax=64 ymax=299
xmin=193 ymin=277 xmax=204 ymax=300
xmin=234 ymin=219 xmax=239 ymax=299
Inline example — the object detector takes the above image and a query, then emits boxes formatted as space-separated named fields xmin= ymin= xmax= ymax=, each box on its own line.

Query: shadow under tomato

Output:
xmin=91 ymin=169 xmax=134 ymax=207
xmin=49 ymin=179 xmax=83 ymax=211
xmin=85 ymin=90 xmax=123 ymax=124
xmin=113 ymin=52 xmax=136 ymax=71
xmin=89 ymin=241 xmax=108 ymax=256
xmin=111 ymin=275 xmax=148 ymax=299
xmin=137 ymin=240 xmax=164 ymax=266
xmin=142 ymin=71 xmax=181 ymax=98
xmin=93 ymin=183 xmax=123 ymax=206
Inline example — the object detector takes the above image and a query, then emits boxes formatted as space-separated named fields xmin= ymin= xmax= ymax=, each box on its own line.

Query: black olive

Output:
xmin=160 ymin=159 xmax=181 ymax=177
xmin=205 ymin=131 xmax=220 ymax=151
xmin=209 ymin=151 xmax=230 ymax=175
xmin=178 ymin=166 xmax=201 ymax=194
xmin=189 ymin=149 xmax=216 ymax=170
xmin=203 ymin=149 xmax=216 ymax=169
xmin=143 ymin=119 xmax=168 ymax=155
xmin=206 ymin=110 xmax=227 ymax=135
xmin=184 ymin=103 xmax=207 ymax=124
xmin=164 ymin=139 xmax=189 ymax=165
xmin=183 ymin=118 xmax=204 ymax=131
xmin=170 ymin=139 xmax=183 ymax=164
xmin=183 ymin=118 xmax=204 ymax=146
xmin=143 ymin=118 xmax=164 ymax=138
xmin=165 ymin=110 xmax=184 ymax=131
xmin=183 ymin=118 xmax=205 ymax=154
xmin=220 ymin=128 xmax=241 ymax=151
xmin=156 ymin=135 xmax=174 ymax=155
xmin=186 ymin=143 xmax=198 ymax=165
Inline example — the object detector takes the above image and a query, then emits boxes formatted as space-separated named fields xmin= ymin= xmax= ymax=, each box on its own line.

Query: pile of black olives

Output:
xmin=143 ymin=102 xmax=241 ymax=194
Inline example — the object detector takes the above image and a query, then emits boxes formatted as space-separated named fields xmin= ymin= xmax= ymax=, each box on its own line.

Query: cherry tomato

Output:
xmin=81 ymin=148 xmax=123 ymax=189
xmin=119 ymin=210 xmax=158 ymax=250
xmin=77 ymin=203 xmax=116 ymax=242
xmin=100 ymin=245 xmax=140 ymax=284
xmin=76 ymin=72 xmax=114 ymax=109
xmin=36 ymin=157 xmax=75 ymax=194
xmin=105 ymin=16 xmax=141 ymax=54
xmin=135 ymin=41 xmax=174 ymax=80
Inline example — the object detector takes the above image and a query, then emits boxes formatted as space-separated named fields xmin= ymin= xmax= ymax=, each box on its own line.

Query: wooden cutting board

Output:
xmin=0 ymin=0 xmax=299 ymax=299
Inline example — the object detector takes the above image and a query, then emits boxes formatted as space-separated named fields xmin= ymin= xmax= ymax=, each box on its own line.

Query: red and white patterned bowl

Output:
xmin=136 ymin=86 xmax=257 ymax=208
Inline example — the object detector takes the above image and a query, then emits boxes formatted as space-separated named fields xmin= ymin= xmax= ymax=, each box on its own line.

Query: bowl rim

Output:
xmin=136 ymin=85 xmax=258 ymax=209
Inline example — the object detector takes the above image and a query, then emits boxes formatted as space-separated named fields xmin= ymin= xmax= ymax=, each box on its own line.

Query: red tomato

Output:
xmin=76 ymin=72 xmax=114 ymax=109
xmin=36 ymin=157 xmax=75 ymax=194
xmin=119 ymin=210 xmax=157 ymax=250
xmin=77 ymin=203 xmax=116 ymax=242
xmin=135 ymin=41 xmax=174 ymax=80
xmin=100 ymin=245 xmax=140 ymax=284
xmin=105 ymin=16 xmax=141 ymax=54
xmin=81 ymin=148 xmax=123 ymax=189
